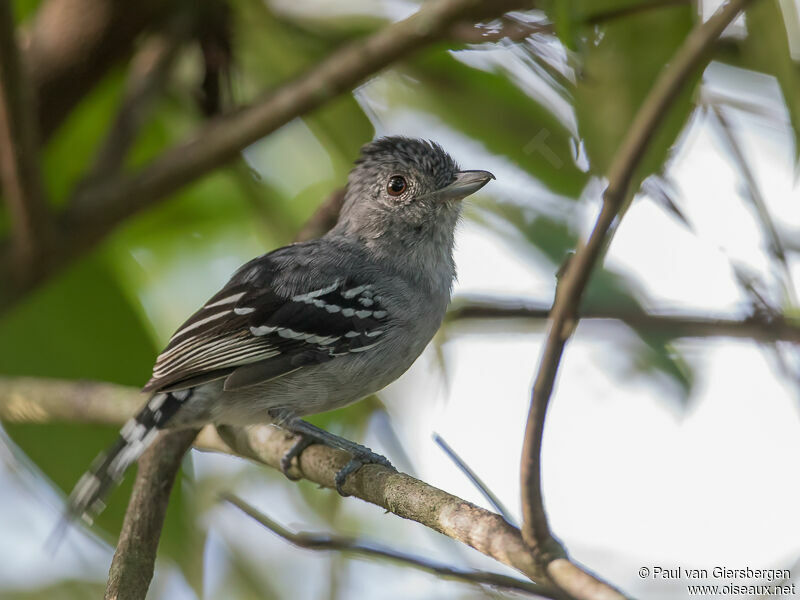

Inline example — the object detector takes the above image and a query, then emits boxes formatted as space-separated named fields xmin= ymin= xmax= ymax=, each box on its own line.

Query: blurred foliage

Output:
xmin=572 ymin=3 xmax=695 ymax=185
xmin=1 ymin=0 xmax=799 ymax=597
xmin=475 ymin=202 xmax=693 ymax=395
xmin=406 ymin=52 xmax=588 ymax=197
xmin=1 ymin=580 xmax=106 ymax=600
xmin=741 ymin=0 xmax=800 ymax=159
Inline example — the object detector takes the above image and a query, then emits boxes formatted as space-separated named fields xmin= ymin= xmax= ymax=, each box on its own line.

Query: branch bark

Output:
xmin=104 ymin=428 xmax=199 ymax=600
xmin=0 ymin=0 xmax=52 ymax=277
xmin=0 ymin=375 xmax=564 ymax=595
xmin=447 ymin=298 xmax=800 ymax=343
xmin=0 ymin=0 xmax=529 ymax=313
xmin=519 ymin=1 xmax=756 ymax=597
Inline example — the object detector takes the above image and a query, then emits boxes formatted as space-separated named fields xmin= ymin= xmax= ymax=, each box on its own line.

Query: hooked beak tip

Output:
xmin=442 ymin=169 xmax=495 ymax=200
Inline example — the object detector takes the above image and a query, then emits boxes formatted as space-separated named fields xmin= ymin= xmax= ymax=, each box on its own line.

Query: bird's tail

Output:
xmin=55 ymin=388 xmax=193 ymax=536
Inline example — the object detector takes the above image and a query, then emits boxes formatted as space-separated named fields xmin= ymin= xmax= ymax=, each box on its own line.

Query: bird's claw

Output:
xmin=280 ymin=435 xmax=314 ymax=481
xmin=333 ymin=450 xmax=395 ymax=496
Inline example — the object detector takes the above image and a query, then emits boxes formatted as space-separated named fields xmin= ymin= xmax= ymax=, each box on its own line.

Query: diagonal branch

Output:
xmin=0 ymin=0 xmax=52 ymax=277
xmin=223 ymin=493 xmax=556 ymax=599
xmin=0 ymin=376 xmax=563 ymax=592
xmin=447 ymin=297 xmax=800 ymax=343
xmin=0 ymin=0 xmax=529 ymax=313
xmin=433 ymin=433 xmax=517 ymax=525
xmin=707 ymin=103 xmax=797 ymax=305
xmin=104 ymin=428 xmax=199 ymax=600
xmin=84 ymin=29 xmax=185 ymax=186
xmin=519 ymin=1 xmax=756 ymax=597
xmin=26 ymin=0 xmax=171 ymax=141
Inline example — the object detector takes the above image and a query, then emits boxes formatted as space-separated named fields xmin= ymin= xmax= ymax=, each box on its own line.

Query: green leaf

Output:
xmin=573 ymin=3 xmax=695 ymax=183
xmin=406 ymin=52 xmax=589 ymax=198
xmin=0 ymin=257 xmax=199 ymax=583
xmin=474 ymin=204 xmax=692 ymax=398
xmin=742 ymin=0 xmax=800 ymax=160
xmin=43 ymin=71 xmax=125 ymax=203
xmin=1 ymin=579 xmax=105 ymax=600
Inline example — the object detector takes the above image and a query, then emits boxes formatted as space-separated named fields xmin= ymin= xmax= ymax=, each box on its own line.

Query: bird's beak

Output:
xmin=439 ymin=170 xmax=495 ymax=200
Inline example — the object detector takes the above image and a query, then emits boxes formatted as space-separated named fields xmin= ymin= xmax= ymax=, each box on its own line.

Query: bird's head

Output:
xmin=332 ymin=137 xmax=494 ymax=248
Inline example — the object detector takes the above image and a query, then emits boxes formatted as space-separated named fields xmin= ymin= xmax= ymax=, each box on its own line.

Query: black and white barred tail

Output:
xmin=65 ymin=388 xmax=193 ymax=524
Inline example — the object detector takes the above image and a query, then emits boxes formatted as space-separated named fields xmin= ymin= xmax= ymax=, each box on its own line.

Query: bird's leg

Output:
xmin=279 ymin=417 xmax=394 ymax=495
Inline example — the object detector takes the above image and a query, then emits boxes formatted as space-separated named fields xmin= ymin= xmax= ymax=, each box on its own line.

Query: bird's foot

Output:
xmin=280 ymin=435 xmax=314 ymax=480
xmin=277 ymin=417 xmax=395 ymax=495
xmin=334 ymin=448 xmax=394 ymax=496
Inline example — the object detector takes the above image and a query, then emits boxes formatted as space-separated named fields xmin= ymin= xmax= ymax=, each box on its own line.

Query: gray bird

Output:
xmin=66 ymin=136 xmax=494 ymax=524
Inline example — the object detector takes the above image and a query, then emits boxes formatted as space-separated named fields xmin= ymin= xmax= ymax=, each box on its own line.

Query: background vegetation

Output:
xmin=0 ymin=0 xmax=799 ymax=598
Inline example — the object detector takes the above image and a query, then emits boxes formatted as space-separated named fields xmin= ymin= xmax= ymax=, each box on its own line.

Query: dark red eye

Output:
xmin=387 ymin=175 xmax=407 ymax=196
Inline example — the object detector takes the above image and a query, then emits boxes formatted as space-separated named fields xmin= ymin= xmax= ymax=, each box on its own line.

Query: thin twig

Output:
xmin=223 ymin=493 xmax=557 ymax=599
xmin=433 ymin=433 xmax=517 ymax=525
xmin=0 ymin=0 xmax=52 ymax=276
xmin=104 ymin=428 xmax=199 ymax=600
xmin=85 ymin=29 xmax=184 ymax=184
xmin=447 ymin=297 xmax=800 ymax=343
xmin=707 ymin=103 xmax=797 ymax=305
xmin=519 ymin=0 xmax=755 ymax=597
xmin=0 ymin=375 xmax=562 ymax=591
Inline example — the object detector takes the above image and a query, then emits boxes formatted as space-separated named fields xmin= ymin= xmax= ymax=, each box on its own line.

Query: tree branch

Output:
xmin=447 ymin=297 xmax=800 ymax=343
xmin=707 ymin=103 xmax=797 ymax=304
xmin=0 ymin=0 xmax=530 ymax=313
xmin=213 ymin=424 xmax=559 ymax=587
xmin=0 ymin=0 xmax=52 ymax=277
xmin=0 ymin=375 xmax=567 ymax=594
xmin=223 ymin=493 xmax=556 ymax=599
xmin=104 ymin=428 xmax=199 ymax=600
xmin=519 ymin=1 xmax=755 ymax=597
xmin=25 ymin=0 xmax=171 ymax=140
xmin=84 ymin=29 xmax=184 ymax=186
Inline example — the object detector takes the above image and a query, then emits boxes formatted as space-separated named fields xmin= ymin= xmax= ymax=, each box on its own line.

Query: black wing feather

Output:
xmin=143 ymin=249 xmax=389 ymax=393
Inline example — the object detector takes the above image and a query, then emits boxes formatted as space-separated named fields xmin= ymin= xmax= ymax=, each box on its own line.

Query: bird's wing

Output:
xmin=142 ymin=252 xmax=390 ymax=393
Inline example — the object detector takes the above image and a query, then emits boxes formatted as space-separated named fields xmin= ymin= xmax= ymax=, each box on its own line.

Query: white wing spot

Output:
xmin=292 ymin=280 xmax=341 ymax=302
xmin=373 ymin=310 xmax=387 ymax=319
xmin=355 ymin=310 xmax=372 ymax=319
xmin=234 ymin=307 xmax=255 ymax=315
xmin=342 ymin=284 xmax=371 ymax=299
xmin=277 ymin=328 xmax=303 ymax=339
xmin=251 ymin=325 xmax=277 ymax=336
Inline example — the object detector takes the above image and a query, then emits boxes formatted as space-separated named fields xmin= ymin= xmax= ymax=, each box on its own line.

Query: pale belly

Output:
xmin=169 ymin=330 xmax=429 ymax=427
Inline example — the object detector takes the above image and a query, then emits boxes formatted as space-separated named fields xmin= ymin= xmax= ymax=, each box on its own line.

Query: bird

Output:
xmin=65 ymin=136 xmax=494 ymax=525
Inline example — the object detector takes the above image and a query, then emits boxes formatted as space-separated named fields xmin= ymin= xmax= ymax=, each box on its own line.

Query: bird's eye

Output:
xmin=387 ymin=175 xmax=407 ymax=196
